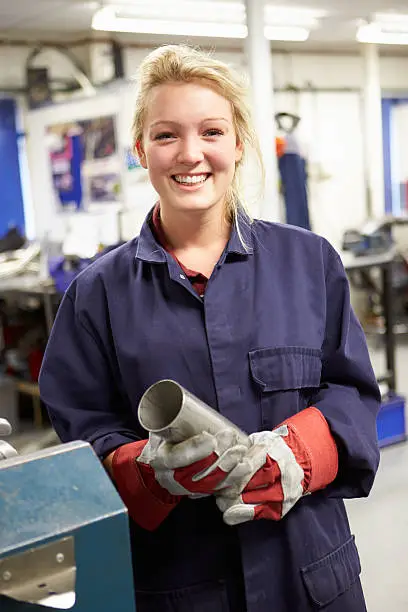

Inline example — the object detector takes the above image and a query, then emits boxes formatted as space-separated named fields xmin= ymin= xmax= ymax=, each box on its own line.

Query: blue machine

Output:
xmin=0 ymin=441 xmax=136 ymax=611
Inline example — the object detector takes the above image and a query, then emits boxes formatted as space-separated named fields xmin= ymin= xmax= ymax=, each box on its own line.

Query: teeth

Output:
xmin=174 ymin=174 xmax=208 ymax=184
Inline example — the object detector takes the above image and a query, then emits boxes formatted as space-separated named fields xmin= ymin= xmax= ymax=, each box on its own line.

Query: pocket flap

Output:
xmin=249 ymin=347 xmax=321 ymax=392
xmin=301 ymin=536 xmax=361 ymax=608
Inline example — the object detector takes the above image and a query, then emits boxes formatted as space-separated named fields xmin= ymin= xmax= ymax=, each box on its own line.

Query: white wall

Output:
xmin=275 ymin=90 xmax=366 ymax=250
xmin=123 ymin=47 xmax=408 ymax=92
xmin=273 ymin=54 xmax=408 ymax=92
xmin=1 ymin=43 xmax=408 ymax=93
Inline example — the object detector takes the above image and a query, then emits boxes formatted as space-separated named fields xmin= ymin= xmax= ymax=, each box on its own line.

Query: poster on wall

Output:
xmin=124 ymin=146 xmax=149 ymax=183
xmin=47 ymin=115 xmax=121 ymax=210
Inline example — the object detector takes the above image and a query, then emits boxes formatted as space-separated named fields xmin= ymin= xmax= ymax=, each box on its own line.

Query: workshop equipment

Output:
xmin=0 ymin=441 xmax=136 ymax=611
xmin=342 ymin=219 xmax=393 ymax=256
xmin=138 ymin=379 xmax=249 ymax=445
xmin=377 ymin=392 xmax=407 ymax=447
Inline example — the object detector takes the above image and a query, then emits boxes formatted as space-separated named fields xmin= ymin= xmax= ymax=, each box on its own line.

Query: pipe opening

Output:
xmin=138 ymin=380 xmax=183 ymax=432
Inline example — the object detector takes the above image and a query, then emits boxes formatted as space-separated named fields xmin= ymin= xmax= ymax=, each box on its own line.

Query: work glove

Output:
xmin=0 ymin=418 xmax=18 ymax=460
xmin=112 ymin=429 xmax=249 ymax=531
xmin=215 ymin=407 xmax=338 ymax=526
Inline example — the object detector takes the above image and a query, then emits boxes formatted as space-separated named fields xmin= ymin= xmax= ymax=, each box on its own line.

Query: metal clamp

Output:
xmin=0 ymin=536 xmax=76 ymax=607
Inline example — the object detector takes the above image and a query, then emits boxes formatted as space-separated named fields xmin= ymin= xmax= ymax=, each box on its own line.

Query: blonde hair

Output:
xmin=132 ymin=44 xmax=264 ymax=230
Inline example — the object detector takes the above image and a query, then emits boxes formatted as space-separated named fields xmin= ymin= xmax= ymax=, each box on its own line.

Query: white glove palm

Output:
xmin=0 ymin=418 xmax=18 ymax=460
xmin=138 ymin=429 xmax=249 ymax=497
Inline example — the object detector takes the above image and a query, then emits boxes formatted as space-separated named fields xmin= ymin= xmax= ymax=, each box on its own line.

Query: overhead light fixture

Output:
xmin=92 ymin=7 xmax=247 ymax=37
xmin=99 ymin=1 xmax=246 ymax=22
xmin=357 ymin=13 xmax=408 ymax=44
xmin=92 ymin=3 xmax=323 ymax=41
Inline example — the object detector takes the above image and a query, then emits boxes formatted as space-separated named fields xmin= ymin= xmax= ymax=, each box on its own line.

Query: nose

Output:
xmin=176 ymin=135 xmax=204 ymax=165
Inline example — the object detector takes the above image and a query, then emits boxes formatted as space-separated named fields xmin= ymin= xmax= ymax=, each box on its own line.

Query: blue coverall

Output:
xmin=39 ymin=210 xmax=380 ymax=612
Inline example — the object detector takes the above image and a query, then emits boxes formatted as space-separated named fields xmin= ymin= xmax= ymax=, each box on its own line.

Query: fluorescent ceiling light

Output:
xmin=357 ymin=22 xmax=408 ymax=45
xmin=107 ymin=1 xmax=245 ymax=22
xmin=92 ymin=8 xmax=247 ymax=37
xmin=92 ymin=1 xmax=322 ymax=24
xmin=92 ymin=5 xmax=313 ymax=41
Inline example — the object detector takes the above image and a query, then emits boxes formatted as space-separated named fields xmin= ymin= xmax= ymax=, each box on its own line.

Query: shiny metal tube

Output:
xmin=138 ymin=380 xmax=248 ymax=444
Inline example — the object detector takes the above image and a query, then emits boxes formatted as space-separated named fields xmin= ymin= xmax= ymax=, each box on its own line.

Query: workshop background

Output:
xmin=0 ymin=1 xmax=408 ymax=610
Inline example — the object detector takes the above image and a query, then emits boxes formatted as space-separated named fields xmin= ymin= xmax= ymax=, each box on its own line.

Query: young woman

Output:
xmin=39 ymin=45 xmax=380 ymax=612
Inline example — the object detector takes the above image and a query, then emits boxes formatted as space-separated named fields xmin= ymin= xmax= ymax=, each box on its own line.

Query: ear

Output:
xmin=235 ymin=139 xmax=244 ymax=163
xmin=135 ymin=139 xmax=147 ymax=169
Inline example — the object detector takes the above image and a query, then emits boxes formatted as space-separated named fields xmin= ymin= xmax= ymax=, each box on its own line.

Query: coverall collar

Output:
xmin=135 ymin=206 xmax=254 ymax=263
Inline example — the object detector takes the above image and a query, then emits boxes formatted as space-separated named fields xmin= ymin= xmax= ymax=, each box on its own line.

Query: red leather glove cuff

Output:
xmin=112 ymin=440 xmax=181 ymax=531
xmin=284 ymin=407 xmax=339 ymax=493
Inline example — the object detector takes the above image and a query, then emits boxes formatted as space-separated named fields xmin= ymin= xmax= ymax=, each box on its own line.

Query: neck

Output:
xmin=159 ymin=204 xmax=231 ymax=251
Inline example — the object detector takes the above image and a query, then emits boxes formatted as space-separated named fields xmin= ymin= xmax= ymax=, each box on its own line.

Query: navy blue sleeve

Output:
xmin=311 ymin=242 xmax=381 ymax=498
xmin=39 ymin=286 xmax=140 ymax=460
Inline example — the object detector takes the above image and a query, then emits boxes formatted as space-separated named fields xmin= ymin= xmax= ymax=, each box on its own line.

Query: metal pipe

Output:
xmin=138 ymin=380 xmax=248 ymax=445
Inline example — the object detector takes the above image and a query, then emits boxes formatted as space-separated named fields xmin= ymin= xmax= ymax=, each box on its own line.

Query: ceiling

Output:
xmin=1 ymin=0 xmax=408 ymax=52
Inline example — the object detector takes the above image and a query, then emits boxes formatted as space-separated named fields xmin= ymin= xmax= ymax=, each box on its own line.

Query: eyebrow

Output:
xmin=149 ymin=117 xmax=230 ymax=129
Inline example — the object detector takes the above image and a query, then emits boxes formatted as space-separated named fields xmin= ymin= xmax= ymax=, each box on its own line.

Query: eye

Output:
xmin=204 ymin=128 xmax=224 ymax=137
xmin=154 ymin=132 xmax=175 ymax=141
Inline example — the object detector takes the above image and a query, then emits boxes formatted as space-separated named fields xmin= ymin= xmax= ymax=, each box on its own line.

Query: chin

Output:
xmin=170 ymin=193 xmax=225 ymax=213
xmin=177 ymin=201 xmax=222 ymax=215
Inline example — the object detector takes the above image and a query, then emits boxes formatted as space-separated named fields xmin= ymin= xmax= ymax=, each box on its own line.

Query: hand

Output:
xmin=112 ymin=429 xmax=249 ymax=531
xmin=0 ymin=418 xmax=18 ymax=460
xmin=215 ymin=408 xmax=338 ymax=526
xmin=138 ymin=429 xmax=249 ymax=497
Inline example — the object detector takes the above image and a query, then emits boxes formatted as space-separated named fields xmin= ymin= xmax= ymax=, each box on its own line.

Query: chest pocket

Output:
xmin=249 ymin=347 xmax=322 ymax=430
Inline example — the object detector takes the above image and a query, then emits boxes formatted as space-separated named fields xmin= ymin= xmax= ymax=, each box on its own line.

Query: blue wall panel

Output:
xmin=382 ymin=97 xmax=408 ymax=215
xmin=0 ymin=99 xmax=25 ymax=236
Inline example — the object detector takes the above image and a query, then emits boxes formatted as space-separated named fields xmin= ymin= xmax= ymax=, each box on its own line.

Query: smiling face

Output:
xmin=137 ymin=81 xmax=243 ymax=218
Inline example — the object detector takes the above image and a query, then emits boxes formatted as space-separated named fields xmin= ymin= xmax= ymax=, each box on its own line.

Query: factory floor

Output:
xmin=4 ymin=337 xmax=408 ymax=611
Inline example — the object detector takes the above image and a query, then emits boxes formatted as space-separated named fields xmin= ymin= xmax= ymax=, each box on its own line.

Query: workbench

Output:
xmin=341 ymin=248 xmax=406 ymax=446
xmin=0 ymin=274 xmax=59 ymax=337
xmin=341 ymin=248 xmax=397 ymax=392
xmin=0 ymin=274 xmax=60 ymax=430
